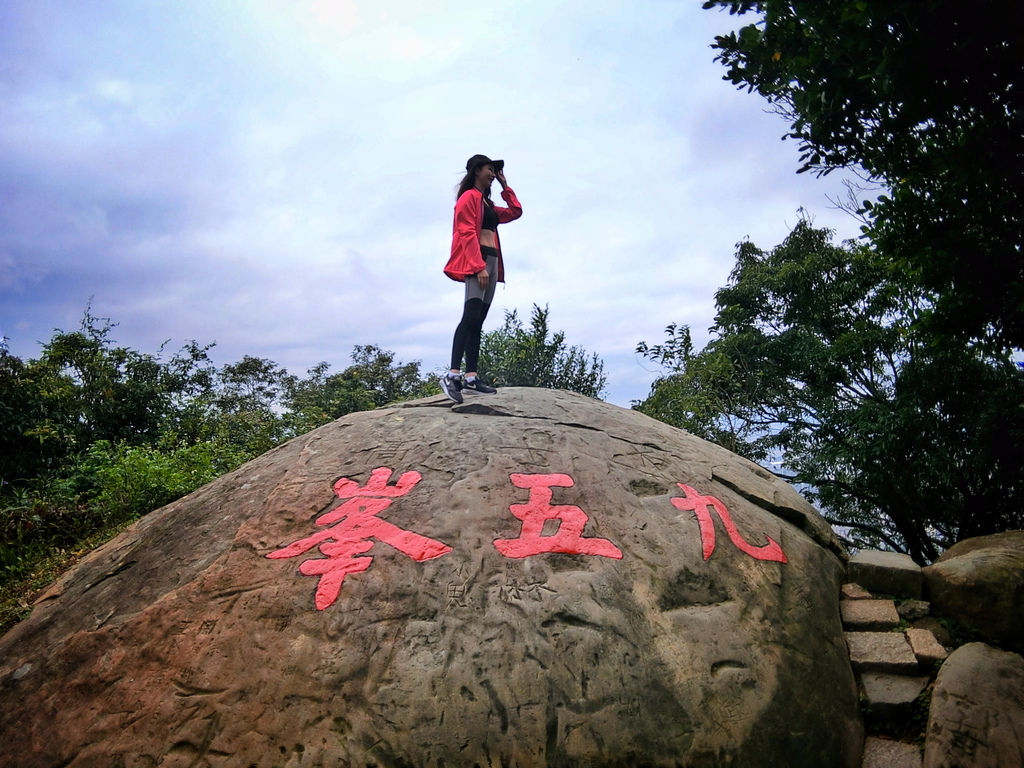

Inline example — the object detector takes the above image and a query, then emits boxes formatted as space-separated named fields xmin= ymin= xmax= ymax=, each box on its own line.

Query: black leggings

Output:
xmin=450 ymin=247 xmax=497 ymax=371
xmin=450 ymin=297 xmax=492 ymax=372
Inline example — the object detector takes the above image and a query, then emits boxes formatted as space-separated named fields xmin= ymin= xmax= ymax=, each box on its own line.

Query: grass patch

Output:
xmin=0 ymin=515 xmax=140 ymax=636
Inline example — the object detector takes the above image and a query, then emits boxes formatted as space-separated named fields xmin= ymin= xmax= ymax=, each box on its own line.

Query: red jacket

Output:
xmin=444 ymin=186 xmax=523 ymax=282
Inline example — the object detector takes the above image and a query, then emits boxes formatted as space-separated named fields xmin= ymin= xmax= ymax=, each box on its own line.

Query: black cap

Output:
xmin=466 ymin=154 xmax=504 ymax=173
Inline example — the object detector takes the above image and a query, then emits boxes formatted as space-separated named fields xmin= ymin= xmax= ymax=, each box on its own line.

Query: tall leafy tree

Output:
xmin=479 ymin=304 xmax=607 ymax=398
xmin=0 ymin=346 xmax=53 ymax=485
xmin=205 ymin=356 xmax=291 ymax=457
xmin=36 ymin=311 xmax=171 ymax=448
xmin=342 ymin=345 xmax=439 ymax=408
xmin=0 ymin=311 xmax=215 ymax=485
xmin=282 ymin=347 xmax=438 ymax=434
xmin=703 ymin=0 xmax=1024 ymax=349
xmin=636 ymin=221 xmax=1024 ymax=563
xmin=281 ymin=361 xmax=375 ymax=435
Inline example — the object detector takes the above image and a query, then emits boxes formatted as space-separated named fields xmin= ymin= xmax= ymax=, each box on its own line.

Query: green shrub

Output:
xmin=80 ymin=441 xmax=203 ymax=520
xmin=0 ymin=439 xmax=248 ymax=585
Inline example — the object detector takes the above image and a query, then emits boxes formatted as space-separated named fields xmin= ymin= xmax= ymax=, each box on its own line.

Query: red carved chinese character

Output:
xmin=494 ymin=473 xmax=623 ymax=559
xmin=267 ymin=467 xmax=452 ymax=609
xmin=670 ymin=483 xmax=787 ymax=563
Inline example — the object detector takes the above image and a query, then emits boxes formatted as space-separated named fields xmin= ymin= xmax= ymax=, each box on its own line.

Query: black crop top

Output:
xmin=481 ymin=199 xmax=498 ymax=232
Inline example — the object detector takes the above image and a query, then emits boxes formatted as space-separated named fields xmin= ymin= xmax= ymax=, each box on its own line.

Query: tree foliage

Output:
xmin=281 ymin=346 xmax=438 ymax=435
xmin=702 ymin=0 xmax=1024 ymax=349
xmin=0 ymin=311 xmax=438 ymax=595
xmin=2 ymin=310 xmax=215 ymax=483
xmin=479 ymin=304 xmax=607 ymax=398
xmin=635 ymin=221 xmax=1024 ymax=563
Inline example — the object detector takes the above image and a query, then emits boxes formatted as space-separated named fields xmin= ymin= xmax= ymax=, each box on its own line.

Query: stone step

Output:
xmin=845 ymin=631 xmax=919 ymax=674
xmin=848 ymin=550 xmax=923 ymax=599
xmin=909 ymin=616 xmax=953 ymax=647
xmin=860 ymin=671 xmax=930 ymax=720
xmin=841 ymin=598 xmax=901 ymax=631
xmin=905 ymin=627 xmax=948 ymax=667
xmin=861 ymin=736 xmax=922 ymax=768
xmin=842 ymin=582 xmax=874 ymax=600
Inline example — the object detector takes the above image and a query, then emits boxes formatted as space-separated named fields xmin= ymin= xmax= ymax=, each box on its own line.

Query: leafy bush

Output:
xmin=479 ymin=304 xmax=607 ymax=397
xmin=76 ymin=440 xmax=238 ymax=521
xmin=0 ymin=312 xmax=442 ymax=600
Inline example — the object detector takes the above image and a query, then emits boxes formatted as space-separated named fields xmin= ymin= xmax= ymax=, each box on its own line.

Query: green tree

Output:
xmin=0 ymin=315 xmax=240 ymax=588
xmin=0 ymin=311 xmax=217 ymax=487
xmin=635 ymin=324 xmax=767 ymax=461
xmin=154 ymin=340 xmax=219 ymax=447
xmin=635 ymin=221 xmax=1024 ymax=563
xmin=35 ymin=310 xmax=171 ymax=448
xmin=0 ymin=316 xmax=441 ymax=600
xmin=702 ymin=0 xmax=1024 ymax=349
xmin=209 ymin=356 xmax=290 ymax=457
xmin=0 ymin=346 xmax=54 ymax=485
xmin=478 ymin=304 xmax=607 ymax=398
xmin=343 ymin=345 xmax=439 ymax=408
xmin=281 ymin=361 xmax=375 ymax=435
xmin=282 ymin=347 xmax=437 ymax=435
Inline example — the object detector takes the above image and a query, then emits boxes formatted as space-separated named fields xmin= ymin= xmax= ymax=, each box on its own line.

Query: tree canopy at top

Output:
xmin=703 ymin=0 xmax=1024 ymax=350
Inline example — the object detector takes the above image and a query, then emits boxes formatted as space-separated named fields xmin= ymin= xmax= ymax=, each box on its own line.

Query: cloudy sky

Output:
xmin=1 ymin=0 xmax=870 ymax=406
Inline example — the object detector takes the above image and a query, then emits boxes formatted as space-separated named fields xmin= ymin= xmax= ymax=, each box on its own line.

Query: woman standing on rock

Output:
xmin=440 ymin=154 xmax=523 ymax=404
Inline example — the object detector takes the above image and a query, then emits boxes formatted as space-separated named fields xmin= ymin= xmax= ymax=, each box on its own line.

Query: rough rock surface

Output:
xmin=860 ymin=672 xmax=930 ymax=720
xmin=848 ymin=550 xmax=923 ymax=598
xmin=846 ymin=632 xmax=919 ymax=673
xmin=922 ymin=530 xmax=1024 ymax=650
xmin=0 ymin=388 xmax=862 ymax=767
xmin=840 ymin=599 xmax=900 ymax=631
xmin=842 ymin=582 xmax=873 ymax=600
xmin=862 ymin=737 xmax=922 ymax=768
xmin=897 ymin=599 xmax=931 ymax=622
xmin=910 ymin=617 xmax=954 ymax=648
xmin=905 ymin=628 xmax=948 ymax=667
xmin=924 ymin=642 xmax=1024 ymax=768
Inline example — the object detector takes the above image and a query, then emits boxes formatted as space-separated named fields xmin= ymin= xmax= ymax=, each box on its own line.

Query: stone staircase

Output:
xmin=842 ymin=552 xmax=949 ymax=768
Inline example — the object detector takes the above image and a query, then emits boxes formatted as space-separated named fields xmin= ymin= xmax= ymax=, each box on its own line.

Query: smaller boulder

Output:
xmin=896 ymin=599 xmax=931 ymax=622
xmin=924 ymin=642 xmax=1024 ymax=768
xmin=922 ymin=531 xmax=1024 ymax=650
xmin=848 ymin=550 xmax=922 ymax=598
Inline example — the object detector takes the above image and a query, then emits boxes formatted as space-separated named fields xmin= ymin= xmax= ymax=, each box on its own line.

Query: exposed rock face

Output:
xmin=922 ymin=531 xmax=1024 ymax=650
xmin=924 ymin=642 xmax=1024 ymax=768
xmin=0 ymin=388 xmax=861 ymax=767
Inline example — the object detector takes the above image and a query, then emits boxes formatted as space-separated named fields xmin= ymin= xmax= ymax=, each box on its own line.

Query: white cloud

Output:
xmin=0 ymin=0 xmax=874 ymax=407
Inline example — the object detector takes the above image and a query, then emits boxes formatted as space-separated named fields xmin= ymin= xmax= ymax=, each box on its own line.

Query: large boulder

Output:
xmin=924 ymin=642 xmax=1024 ymax=768
xmin=0 ymin=388 xmax=862 ymax=767
xmin=922 ymin=531 xmax=1024 ymax=649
